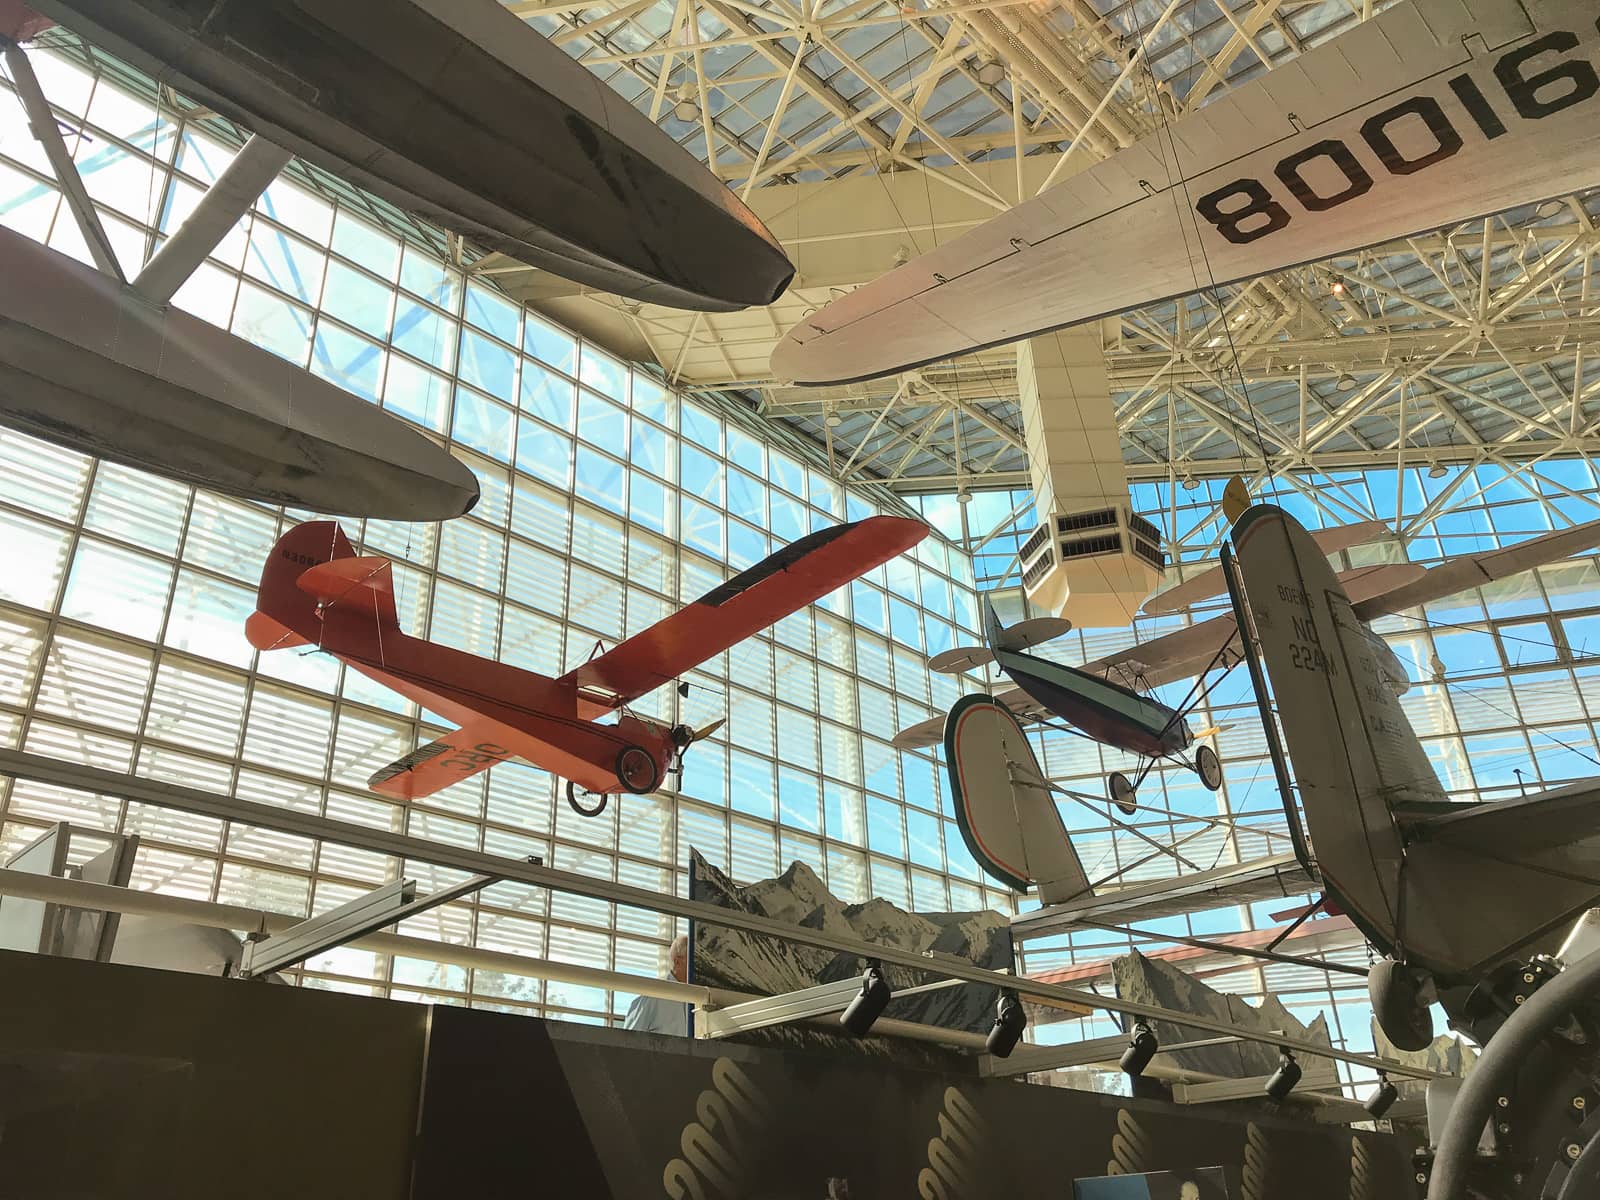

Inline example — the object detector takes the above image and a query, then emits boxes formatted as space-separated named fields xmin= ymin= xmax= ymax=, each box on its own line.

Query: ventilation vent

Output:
xmin=1129 ymin=513 xmax=1162 ymax=545
xmin=1132 ymin=538 xmax=1166 ymax=571
xmin=1021 ymin=555 xmax=1054 ymax=590
xmin=1055 ymin=508 xmax=1117 ymax=535
xmin=1059 ymin=532 xmax=1122 ymax=560
xmin=1020 ymin=524 xmax=1051 ymax=565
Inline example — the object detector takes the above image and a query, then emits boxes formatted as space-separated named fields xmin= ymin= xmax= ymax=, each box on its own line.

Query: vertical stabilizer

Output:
xmin=1231 ymin=505 xmax=1440 ymax=954
xmin=943 ymin=694 xmax=1090 ymax=903
xmin=245 ymin=521 xmax=355 ymax=650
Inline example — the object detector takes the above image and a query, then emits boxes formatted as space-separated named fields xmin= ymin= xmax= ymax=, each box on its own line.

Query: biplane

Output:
xmin=901 ymin=512 xmax=1600 ymax=812
xmin=930 ymin=600 xmax=1222 ymax=814
xmin=247 ymin=517 xmax=926 ymax=816
xmin=945 ymin=508 xmax=1600 ymax=1194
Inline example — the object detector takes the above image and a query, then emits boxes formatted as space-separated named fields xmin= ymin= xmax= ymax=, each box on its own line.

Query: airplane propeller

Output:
xmin=670 ymin=718 xmax=726 ymax=774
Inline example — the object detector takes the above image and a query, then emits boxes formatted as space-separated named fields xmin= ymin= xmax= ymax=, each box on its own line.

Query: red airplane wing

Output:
xmin=368 ymin=719 xmax=517 ymax=800
xmin=564 ymin=516 xmax=927 ymax=712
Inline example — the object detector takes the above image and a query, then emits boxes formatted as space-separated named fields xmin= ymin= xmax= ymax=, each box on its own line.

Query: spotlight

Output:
xmin=1428 ymin=461 xmax=1448 ymax=479
xmin=1181 ymin=474 xmax=1198 ymax=491
xmin=1120 ymin=1019 xmax=1158 ymax=1077
xmin=1335 ymin=372 xmax=1358 ymax=392
xmin=1364 ymin=1073 xmax=1399 ymax=1119
xmin=957 ymin=488 xmax=972 ymax=505
xmin=824 ymin=406 xmax=843 ymax=428
xmin=975 ymin=58 xmax=1006 ymax=86
xmin=840 ymin=964 xmax=892 ymax=1037
xmin=1264 ymin=1049 xmax=1302 ymax=1102
xmin=673 ymin=86 xmax=700 ymax=122
xmin=1330 ymin=279 xmax=1346 ymax=297
xmin=986 ymin=989 xmax=1027 ymax=1057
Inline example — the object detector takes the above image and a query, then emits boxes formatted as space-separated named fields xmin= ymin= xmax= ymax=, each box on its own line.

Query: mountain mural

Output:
xmin=1113 ymin=950 xmax=1340 ymax=1087
xmin=689 ymin=851 xmax=1014 ymax=1064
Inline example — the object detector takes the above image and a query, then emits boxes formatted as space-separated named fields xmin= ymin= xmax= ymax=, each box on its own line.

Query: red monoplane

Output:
xmin=247 ymin=517 xmax=927 ymax=816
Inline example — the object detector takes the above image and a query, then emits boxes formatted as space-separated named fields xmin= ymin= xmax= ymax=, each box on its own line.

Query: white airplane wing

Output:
xmin=772 ymin=0 xmax=1600 ymax=384
xmin=1144 ymin=520 xmax=1392 ymax=616
xmin=1354 ymin=516 xmax=1600 ymax=621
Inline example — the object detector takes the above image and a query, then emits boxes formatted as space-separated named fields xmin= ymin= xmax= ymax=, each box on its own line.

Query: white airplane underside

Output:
xmin=773 ymin=0 xmax=1600 ymax=384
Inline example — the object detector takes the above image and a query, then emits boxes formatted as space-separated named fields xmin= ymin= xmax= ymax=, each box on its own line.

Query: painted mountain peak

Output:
xmin=689 ymin=850 xmax=1013 ymax=1065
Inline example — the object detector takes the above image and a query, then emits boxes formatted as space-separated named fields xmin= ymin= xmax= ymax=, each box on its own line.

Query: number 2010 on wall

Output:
xmin=1195 ymin=26 xmax=1600 ymax=246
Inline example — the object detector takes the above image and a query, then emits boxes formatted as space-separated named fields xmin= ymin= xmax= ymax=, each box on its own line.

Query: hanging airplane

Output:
xmin=899 ymin=512 xmax=1600 ymax=811
xmin=932 ymin=599 xmax=1224 ymax=814
xmin=247 ymin=516 xmax=927 ymax=817
xmin=770 ymin=0 xmax=1600 ymax=384
xmin=1234 ymin=503 xmax=1600 ymax=1198
xmin=25 ymin=0 xmax=794 ymax=312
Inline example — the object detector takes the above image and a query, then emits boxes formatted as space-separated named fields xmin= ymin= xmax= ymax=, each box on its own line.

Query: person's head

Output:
xmin=669 ymin=935 xmax=689 ymax=982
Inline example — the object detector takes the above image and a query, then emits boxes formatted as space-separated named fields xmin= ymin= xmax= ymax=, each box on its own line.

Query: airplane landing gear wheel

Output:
xmin=1108 ymin=771 xmax=1137 ymax=816
xmin=566 ymin=780 xmax=609 ymax=817
xmin=1196 ymin=743 xmax=1223 ymax=791
xmin=1369 ymin=957 xmax=1435 ymax=1052
xmin=615 ymin=744 xmax=661 ymax=794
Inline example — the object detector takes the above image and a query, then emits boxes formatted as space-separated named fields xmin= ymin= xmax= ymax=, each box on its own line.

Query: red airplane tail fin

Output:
xmin=247 ymin=521 xmax=356 ymax=651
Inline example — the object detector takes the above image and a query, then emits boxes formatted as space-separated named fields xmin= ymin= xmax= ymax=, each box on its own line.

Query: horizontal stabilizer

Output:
xmin=244 ymin=610 xmax=310 ymax=651
xmin=943 ymin=694 xmax=1089 ymax=903
xmin=368 ymin=719 xmax=516 ymax=800
xmin=993 ymin=615 xmax=1073 ymax=652
xmin=928 ymin=645 xmax=993 ymax=674
xmin=296 ymin=556 xmax=399 ymax=628
xmin=1404 ymin=780 xmax=1600 ymax=857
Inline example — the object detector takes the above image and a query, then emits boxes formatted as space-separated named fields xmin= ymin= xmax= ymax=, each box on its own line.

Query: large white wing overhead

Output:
xmin=773 ymin=0 xmax=1600 ymax=384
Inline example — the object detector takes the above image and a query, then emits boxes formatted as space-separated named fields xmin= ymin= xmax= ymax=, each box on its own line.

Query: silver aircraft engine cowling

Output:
xmin=0 ymin=226 xmax=481 ymax=519
xmin=29 ymin=0 xmax=795 ymax=312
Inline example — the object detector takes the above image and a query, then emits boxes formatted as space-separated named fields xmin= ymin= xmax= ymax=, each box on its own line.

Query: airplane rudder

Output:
xmin=255 ymin=520 xmax=352 ymax=620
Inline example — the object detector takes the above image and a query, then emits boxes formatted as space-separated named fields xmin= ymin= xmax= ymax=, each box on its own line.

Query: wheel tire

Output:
xmin=615 ymin=744 xmax=661 ymax=795
xmin=566 ymin=779 xmax=609 ymax=818
xmin=1196 ymin=743 xmax=1223 ymax=791
xmin=1369 ymin=957 xmax=1435 ymax=1052
xmin=1108 ymin=771 xmax=1138 ymax=817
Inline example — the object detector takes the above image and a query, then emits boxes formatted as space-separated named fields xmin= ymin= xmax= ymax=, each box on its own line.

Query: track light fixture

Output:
xmin=1264 ymin=1049 xmax=1302 ymax=1102
xmin=975 ymin=58 xmax=1005 ymax=86
xmin=1364 ymin=1073 xmax=1399 ymax=1119
xmin=1120 ymin=1019 xmax=1158 ymax=1077
xmin=839 ymin=964 xmax=892 ymax=1037
xmin=985 ymin=989 xmax=1027 ymax=1058
xmin=672 ymin=85 xmax=700 ymax=122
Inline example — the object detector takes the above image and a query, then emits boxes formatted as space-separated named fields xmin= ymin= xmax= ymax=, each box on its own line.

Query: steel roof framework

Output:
xmin=484 ymin=0 xmax=1600 ymax=499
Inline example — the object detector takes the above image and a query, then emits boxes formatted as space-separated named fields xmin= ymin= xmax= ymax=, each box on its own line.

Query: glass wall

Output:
xmin=911 ymin=462 xmax=1600 ymax=1089
xmin=0 ymin=44 xmax=1006 ymax=1022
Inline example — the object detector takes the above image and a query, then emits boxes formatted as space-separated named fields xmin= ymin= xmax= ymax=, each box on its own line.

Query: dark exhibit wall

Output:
xmin=418 ymin=1007 xmax=1416 ymax=1199
xmin=0 ymin=949 xmax=1415 ymax=1200
xmin=0 ymin=949 xmax=426 ymax=1199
